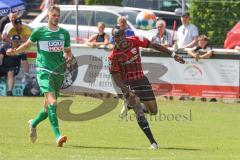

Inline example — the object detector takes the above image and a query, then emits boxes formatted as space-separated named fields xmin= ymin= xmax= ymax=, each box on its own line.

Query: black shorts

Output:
xmin=0 ymin=66 xmax=20 ymax=77
xmin=126 ymin=76 xmax=156 ymax=101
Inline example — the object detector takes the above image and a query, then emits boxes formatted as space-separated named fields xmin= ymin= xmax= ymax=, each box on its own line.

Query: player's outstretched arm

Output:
xmin=148 ymin=42 xmax=185 ymax=64
xmin=6 ymin=39 xmax=32 ymax=56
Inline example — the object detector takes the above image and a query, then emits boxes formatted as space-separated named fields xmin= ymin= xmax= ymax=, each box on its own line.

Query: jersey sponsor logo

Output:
xmin=48 ymin=40 xmax=64 ymax=52
xmin=120 ymin=54 xmax=139 ymax=65
xmin=39 ymin=40 xmax=64 ymax=52
xmin=131 ymin=48 xmax=137 ymax=54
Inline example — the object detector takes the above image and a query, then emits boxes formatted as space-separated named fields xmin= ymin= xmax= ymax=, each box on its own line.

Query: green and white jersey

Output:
xmin=29 ymin=26 xmax=70 ymax=74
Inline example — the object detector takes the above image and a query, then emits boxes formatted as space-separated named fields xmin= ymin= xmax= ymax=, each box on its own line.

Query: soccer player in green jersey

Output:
xmin=7 ymin=5 xmax=73 ymax=147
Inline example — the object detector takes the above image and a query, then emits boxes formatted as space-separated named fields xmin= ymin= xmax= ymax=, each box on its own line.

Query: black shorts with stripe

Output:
xmin=0 ymin=66 xmax=20 ymax=77
xmin=126 ymin=76 xmax=156 ymax=101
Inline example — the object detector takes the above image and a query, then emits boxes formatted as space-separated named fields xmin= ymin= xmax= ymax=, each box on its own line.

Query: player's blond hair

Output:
xmin=48 ymin=5 xmax=60 ymax=13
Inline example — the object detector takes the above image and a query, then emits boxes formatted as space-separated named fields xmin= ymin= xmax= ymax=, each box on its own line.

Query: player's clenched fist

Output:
xmin=6 ymin=48 xmax=17 ymax=56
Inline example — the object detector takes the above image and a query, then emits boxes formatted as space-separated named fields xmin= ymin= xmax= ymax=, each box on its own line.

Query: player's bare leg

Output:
xmin=129 ymin=95 xmax=158 ymax=149
xmin=142 ymin=100 xmax=158 ymax=115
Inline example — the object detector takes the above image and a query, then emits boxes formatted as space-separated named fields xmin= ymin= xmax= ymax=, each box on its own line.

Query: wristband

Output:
xmin=171 ymin=52 xmax=176 ymax=57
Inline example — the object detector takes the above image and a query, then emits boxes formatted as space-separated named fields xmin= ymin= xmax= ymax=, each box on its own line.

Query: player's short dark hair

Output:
xmin=112 ymin=26 xmax=125 ymax=37
xmin=48 ymin=5 xmax=60 ymax=13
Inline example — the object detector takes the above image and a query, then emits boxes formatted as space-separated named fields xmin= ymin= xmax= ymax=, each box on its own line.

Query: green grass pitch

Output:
xmin=0 ymin=96 xmax=240 ymax=160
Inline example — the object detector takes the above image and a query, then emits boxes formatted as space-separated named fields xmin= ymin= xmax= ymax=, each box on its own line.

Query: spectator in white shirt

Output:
xmin=177 ymin=12 xmax=199 ymax=49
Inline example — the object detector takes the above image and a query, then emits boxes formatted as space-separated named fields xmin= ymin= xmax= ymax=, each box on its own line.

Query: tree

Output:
xmin=190 ymin=0 xmax=240 ymax=47
xmin=85 ymin=0 xmax=122 ymax=6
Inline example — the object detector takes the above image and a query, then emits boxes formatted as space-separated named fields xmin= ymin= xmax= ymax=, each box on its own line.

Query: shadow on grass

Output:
xmin=41 ymin=143 xmax=201 ymax=151
xmin=161 ymin=147 xmax=201 ymax=151
xmin=67 ymin=145 xmax=201 ymax=151
xmin=67 ymin=145 xmax=143 ymax=150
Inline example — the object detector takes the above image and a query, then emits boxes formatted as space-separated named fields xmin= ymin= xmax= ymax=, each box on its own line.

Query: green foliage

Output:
xmin=85 ymin=0 xmax=122 ymax=6
xmin=190 ymin=0 xmax=240 ymax=47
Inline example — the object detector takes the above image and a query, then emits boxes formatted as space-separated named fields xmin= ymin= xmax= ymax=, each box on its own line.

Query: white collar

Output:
xmin=46 ymin=25 xmax=60 ymax=32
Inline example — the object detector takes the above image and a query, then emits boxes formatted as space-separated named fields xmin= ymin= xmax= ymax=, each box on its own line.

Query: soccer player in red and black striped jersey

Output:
xmin=108 ymin=26 xmax=185 ymax=149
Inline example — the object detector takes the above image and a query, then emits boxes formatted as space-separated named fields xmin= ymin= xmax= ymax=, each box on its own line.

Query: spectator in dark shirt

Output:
xmin=86 ymin=22 xmax=109 ymax=48
xmin=0 ymin=35 xmax=29 ymax=96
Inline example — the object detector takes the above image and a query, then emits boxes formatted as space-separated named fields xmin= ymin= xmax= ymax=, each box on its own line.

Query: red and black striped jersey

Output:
xmin=108 ymin=36 xmax=149 ymax=82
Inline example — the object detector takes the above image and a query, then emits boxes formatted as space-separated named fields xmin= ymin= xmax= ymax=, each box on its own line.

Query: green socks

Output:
xmin=31 ymin=104 xmax=61 ymax=140
xmin=48 ymin=104 xmax=61 ymax=140
xmin=31 ymin=108 xmax=48 ymax=128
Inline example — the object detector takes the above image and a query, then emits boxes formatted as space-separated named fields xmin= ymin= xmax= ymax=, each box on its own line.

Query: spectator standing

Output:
xmin=152 ymin=20 xmax=172 ymax=47
xmin=0 ymin=12 xmax=19 ymax=41
xmin=1 ymin=18 xmax=31 ymax=82
xmin=4 ymin=18 xmax=32 ymax=43
xmin=110 ymin=16 xmax=135 ymax=44
xmin=177 ymin=12 xmax=199 ymax=49
xmin=0 ymin=12 xmax=19 ymax=33
xmin=117 ymin=16 xmax=135 ymax=37
xmin=0 ymin=35 xmax=29 ymax=96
